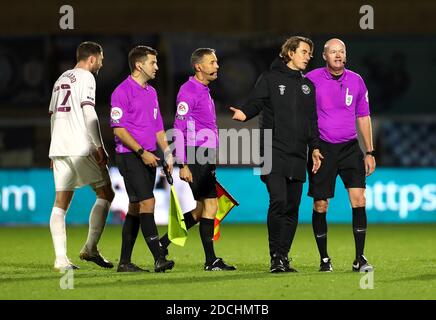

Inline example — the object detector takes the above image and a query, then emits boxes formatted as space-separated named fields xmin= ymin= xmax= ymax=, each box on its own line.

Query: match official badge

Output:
xmin=301 ymin=84 xmax=310 ymax=95
xmin=110 ymin=107 xmax=123 ymax=120
xmin=177 ymin=102 xmax=189 ymax=115
xmin=278 ymin=85 xmax=286 ymax=95
xmin=345 ymin=88 xmax=353 ymax=106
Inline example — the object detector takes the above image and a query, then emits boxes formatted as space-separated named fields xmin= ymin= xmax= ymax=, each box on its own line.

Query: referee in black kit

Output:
xmin=231 ymin=36 xmax=323 ymax=273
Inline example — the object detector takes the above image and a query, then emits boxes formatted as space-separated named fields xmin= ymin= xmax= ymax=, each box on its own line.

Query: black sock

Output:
xmin=120 ymin=213 xmax=140 ymax=264
xmin=139 ymin=213 xmax=161 ymax=261
xmin=352 ymin=207 xmax=367 ymax=259
xmin=312 ymin=210 xmax=329 ymax=259
xmin=160 ymin=211 xmax=198 ymax=249
xmin=199 ymin=217 xmax=216 ymax=264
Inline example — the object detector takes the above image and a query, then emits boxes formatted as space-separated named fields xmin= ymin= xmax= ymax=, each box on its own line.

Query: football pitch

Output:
xmin=1 ymin=224 xmax=435 ymax=300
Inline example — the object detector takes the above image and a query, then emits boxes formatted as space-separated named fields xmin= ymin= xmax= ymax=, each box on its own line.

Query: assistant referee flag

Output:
xmin=168 ymin=185 xmax=188 ymax=246
xmin=213 ymin=181 xmax=239 ymax=241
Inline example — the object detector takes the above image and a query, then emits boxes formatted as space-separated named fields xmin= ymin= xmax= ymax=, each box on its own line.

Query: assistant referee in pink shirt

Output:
xmin=160 ymin=48 xmax=236 ymax=272
xmin=110 ymin=46 xmax=175 ymax=273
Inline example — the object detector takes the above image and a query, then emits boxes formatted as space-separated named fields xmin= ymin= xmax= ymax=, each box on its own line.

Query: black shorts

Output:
xmin=116 ymin=152 xmax=156 ymax=202
xmin=308 ymin=139 xmax=366 ymax=199
xmin=186 ymin=147 xmax=217 ymax=201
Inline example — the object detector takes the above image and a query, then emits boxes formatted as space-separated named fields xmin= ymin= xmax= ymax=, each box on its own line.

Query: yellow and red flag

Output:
xmin=213 ymin=181 xmax=239 ymax=241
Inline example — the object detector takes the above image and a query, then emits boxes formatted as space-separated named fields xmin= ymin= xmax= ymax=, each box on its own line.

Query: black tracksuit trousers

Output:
xmin=263 ymin=174 xmax=303 ymax=258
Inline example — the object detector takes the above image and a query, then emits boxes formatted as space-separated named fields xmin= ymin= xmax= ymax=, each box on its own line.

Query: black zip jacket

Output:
xmin=242 ymin=58 xmax=320 ymax=181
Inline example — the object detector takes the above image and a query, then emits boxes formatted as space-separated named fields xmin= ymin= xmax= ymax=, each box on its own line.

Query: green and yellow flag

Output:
xmin=168 ymin=185 xmax=188 ymax=246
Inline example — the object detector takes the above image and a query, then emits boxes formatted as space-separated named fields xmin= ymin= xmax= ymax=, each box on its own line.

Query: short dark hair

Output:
xmin=191 ymin=48 xmax=216 ymax=72
xmin=76 ymin=41 xmax=103 ymax=62
xmin=128 ymin=46 xmax=158 ymax=73
xmin=280 ymin=36 xmax=313 ymax=63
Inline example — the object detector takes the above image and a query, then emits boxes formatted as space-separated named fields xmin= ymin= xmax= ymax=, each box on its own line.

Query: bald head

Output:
xmin=324 ymin=38 xmax=346 ymax=53
xmin=323 ymin=38 xmax=347 ymax=75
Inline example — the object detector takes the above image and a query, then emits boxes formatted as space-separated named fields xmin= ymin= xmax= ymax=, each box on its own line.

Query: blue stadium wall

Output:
xmin=0 ymin=168 xmax=435 ymax=225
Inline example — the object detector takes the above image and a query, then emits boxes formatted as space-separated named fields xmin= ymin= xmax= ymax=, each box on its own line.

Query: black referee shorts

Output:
xmin=116 ymin=152 xmax=156 ymax=202
xmin=187 ymin=147 xmax=217 ymax=201
xmin=308 ymin=139 xmax=366 ymax=199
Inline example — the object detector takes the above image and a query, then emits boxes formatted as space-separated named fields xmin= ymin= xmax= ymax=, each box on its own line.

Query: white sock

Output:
xmin=50 ymin=207 xmax=67 ymax=262
xmin=83 ymin=198 xmax=111 ymax=254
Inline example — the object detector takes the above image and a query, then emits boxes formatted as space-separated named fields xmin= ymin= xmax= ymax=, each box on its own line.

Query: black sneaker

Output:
xmin=319 ymin=257 xmax=333 ymax=272
xmin=117 ymin=262 xmax=149 ymax=273
xmin=282 ymin=255 xmax=298 ymax=273
xmin=204 ymin=258 xmax=236 ymax=271
xmin=154 ymin=257 xmax=175 ymax=273
xmin=160 ymin=247 xmax=169 ymax=258
xmin=270 ymin=253 xmax=286 ymax=273
xmin=80 ymin=251 xmax=114 ymax=269
xmin=352 ymin=255 xmax=374 ymax=272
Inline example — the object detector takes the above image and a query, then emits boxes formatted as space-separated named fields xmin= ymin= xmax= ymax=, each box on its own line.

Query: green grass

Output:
xmin=1 ymin=224 xmax=436 ymax=299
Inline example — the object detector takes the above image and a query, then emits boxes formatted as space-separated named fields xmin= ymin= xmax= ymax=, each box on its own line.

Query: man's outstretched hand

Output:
xmin=230 ymin=107 xmax=247 ymax=121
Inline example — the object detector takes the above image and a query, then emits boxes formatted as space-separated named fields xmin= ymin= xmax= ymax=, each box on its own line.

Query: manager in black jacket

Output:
xmin=231 ymin=36 xmax=323 ymax=273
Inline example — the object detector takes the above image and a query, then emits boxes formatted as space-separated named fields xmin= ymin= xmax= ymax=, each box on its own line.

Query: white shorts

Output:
xmin=52 ymin=155 xmax=111 ymax=191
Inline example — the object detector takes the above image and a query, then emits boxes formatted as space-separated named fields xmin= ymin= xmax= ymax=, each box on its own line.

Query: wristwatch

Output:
xmin=136 ymin=148 xmax=144 ymax=156
xmin=366 ymin=150 xmax=375 ymax=157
